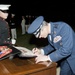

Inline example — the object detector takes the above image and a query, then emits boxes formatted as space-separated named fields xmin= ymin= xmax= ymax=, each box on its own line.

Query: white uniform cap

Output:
xmin=0 ymin=4 xmax=11 ymax=10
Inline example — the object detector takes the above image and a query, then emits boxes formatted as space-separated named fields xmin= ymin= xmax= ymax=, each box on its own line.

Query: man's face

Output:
xmin=0 ymin=11 xmax=8 ymax=19
xmin=35 ymin=25 xmax=49 ymax=38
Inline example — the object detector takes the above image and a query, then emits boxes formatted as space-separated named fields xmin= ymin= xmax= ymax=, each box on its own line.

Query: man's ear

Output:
xmin=42 ymin=21 xmax=47 ymax=25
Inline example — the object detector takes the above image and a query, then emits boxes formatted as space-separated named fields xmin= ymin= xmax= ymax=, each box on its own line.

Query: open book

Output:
xmin=15 ymin=46 xmax=36 ymax=57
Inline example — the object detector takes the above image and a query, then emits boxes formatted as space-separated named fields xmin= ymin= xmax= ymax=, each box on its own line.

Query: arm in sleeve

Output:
xmin=40 ymin=49 xmax=52 ymax=62
xmin=49 ymin=26 xmax=74 ymax=62
xmin=42 ymin=44 xmax=55 ymax=55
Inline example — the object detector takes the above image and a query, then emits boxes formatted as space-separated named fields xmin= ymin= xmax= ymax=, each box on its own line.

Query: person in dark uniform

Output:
xmin=9 ymin=13 xmax=17 ymax=39
xmin=0 ymin=4 xmax=11 ymax=45
xmin=27 ymin=16 xmax=75 ymax=75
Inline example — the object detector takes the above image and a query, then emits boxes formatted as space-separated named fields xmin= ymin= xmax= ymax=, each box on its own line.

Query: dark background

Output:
xmin=1 ymin=1 xmax=75 ymax=30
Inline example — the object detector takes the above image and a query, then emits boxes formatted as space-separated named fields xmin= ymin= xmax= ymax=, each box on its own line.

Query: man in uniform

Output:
xmin=0 ymin=4 xmax=11 ymax=45
xmin=27 ymin=16 xmax=75 ymax=75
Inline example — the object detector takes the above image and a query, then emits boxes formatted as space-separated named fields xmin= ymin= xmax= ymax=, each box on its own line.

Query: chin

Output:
xmin=45 ymin=36 xmax=47 ymax=38
xmin=4 ymin=17 xmax=7 ymax=19
xmin=43 ymin=36 xmax=46 ymax=38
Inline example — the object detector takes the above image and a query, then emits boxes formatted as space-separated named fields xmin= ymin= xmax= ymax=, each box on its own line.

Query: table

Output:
xmin=0 ymin=57 xmax=57 ymax=75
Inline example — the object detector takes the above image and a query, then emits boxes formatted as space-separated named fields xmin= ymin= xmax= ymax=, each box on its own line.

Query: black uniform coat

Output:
xmin=0 ymin=17 xmax=11 ymax=45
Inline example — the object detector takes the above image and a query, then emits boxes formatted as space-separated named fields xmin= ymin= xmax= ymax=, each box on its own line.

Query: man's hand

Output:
xmin=32 ymin=48 xmax=41 ymax=55
xmin=35 ymin=55 xmax=50 ymax=63
xmin=38 ymin=61 xmax=52 ymax=67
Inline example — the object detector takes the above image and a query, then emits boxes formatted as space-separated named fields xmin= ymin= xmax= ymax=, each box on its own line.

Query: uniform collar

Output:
xmin=50 ymin=22 xmax=54 ymax=35
xmin=48 ymin=22 xmax=51 ymax=35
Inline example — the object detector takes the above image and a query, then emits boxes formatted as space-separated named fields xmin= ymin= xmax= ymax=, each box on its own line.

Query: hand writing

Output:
xmin=35 ymin=55 xmax=50 ymax=63
xmin=32 ymin=48 xmax=41 ymax=56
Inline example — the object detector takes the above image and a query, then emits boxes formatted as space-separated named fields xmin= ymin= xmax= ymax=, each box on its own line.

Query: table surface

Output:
xmin=0 ymin=57 xmax=57 ymax=75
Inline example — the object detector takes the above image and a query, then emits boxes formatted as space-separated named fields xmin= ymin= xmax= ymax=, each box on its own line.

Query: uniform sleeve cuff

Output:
xmin=48 ymin=55 xmax=52 ymax=62
xmin=40 ymin=49 xmax=44 ymax=55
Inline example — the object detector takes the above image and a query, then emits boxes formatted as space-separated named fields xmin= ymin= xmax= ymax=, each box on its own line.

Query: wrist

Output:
xmin=38 ymin=49 xmax=41 ymax=54
xmin=47 ymin=55 xmax=52 ymax=62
